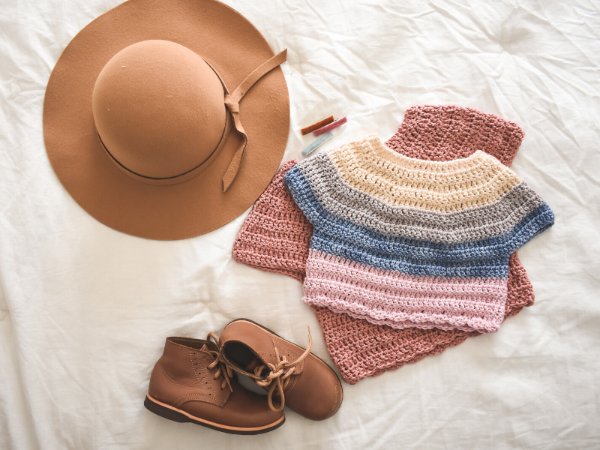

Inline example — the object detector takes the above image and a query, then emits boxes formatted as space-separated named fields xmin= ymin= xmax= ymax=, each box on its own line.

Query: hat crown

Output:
xmin=92 ymin=40 xmax=226 ymax=179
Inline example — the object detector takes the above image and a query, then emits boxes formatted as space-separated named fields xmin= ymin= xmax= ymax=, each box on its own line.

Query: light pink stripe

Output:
xmin=304 ymin=251 xmax=507 ymax=333
xmin=305 ymin=280 xmax=506 ymax=314
xmin=307 ymin=295 xmax=504 ymax=333
xmin=308 ymin=251 xmax=507 ymax=295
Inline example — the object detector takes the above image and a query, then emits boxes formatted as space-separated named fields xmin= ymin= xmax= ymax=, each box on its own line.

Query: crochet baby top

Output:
xmin=234 ymin=105 xmax=538 ymax=384
xmin=284 ymin=136 xmax=554 ymax=333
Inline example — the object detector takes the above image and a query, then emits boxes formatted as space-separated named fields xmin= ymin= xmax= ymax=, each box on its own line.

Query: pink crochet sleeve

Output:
xmin=232 ymin=160 xmax=312 ymax=281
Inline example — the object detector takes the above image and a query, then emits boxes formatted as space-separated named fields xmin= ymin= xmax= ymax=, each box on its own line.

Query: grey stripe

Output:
xmin=298 ymin=153 xmax=544 ymax=245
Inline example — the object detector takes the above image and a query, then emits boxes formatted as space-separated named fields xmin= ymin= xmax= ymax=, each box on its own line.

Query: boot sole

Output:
xmin=144 ymin=394 xmax=285 ymax=435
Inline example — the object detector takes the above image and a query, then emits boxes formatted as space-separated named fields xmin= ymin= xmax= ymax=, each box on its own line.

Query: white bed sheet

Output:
xmin=1 ymin=0 xmax=599 ymax=448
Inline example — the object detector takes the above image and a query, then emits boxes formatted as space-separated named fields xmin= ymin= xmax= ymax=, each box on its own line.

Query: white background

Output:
xmin=1 ymin=0 xmax=599 ymax=449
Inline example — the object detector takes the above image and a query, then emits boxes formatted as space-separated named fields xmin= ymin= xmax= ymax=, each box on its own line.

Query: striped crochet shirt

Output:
xmin=284 ymin=136 xmax=554 ymax=333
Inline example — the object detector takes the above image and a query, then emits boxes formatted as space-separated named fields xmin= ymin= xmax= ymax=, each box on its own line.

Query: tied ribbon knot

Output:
xmin=221 ymin=49 xmax=288 ymax=192
xmin=252 ymin=328 xmax=312 ymax=412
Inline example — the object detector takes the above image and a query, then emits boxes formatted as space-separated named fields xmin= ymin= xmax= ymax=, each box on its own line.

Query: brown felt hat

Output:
xmin=43 ymin=0 xmax=290 ymax=240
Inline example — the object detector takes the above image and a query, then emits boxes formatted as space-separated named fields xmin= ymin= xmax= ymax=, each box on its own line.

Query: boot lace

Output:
xmin=252 ymin=328 xmax=312 ymax=412
xmin=202 ymin=332 xmax=234 ymax=392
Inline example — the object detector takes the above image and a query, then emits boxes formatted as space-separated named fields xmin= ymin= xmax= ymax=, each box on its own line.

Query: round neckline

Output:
xmin=367 ymin=136 xmax=487 ymax=172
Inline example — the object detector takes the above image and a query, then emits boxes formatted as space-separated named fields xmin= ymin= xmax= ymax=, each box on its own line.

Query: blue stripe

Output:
xmin=284 ymin=164 xmax=554 ymax=277
xmin=311 ymin=233 xmax=510 ymax=278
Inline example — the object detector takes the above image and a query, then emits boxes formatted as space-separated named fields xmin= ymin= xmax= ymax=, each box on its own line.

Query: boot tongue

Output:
xmin=245 ymin=359 xmax=261 ymax=372
xmin=221 ymin=340 xmax=267 ymax=376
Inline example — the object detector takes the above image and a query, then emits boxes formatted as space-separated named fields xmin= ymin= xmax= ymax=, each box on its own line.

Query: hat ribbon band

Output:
xmin=97 ymin=113 xmax=231 ymax=186
xmin=221 ymin=48 xmax=287 ymax=192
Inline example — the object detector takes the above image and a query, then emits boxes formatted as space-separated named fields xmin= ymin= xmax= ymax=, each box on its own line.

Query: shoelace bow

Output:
xmin=202 ymin=332 xmax=234 ymax=392
xmin=252 ymin=328 xmax=312 ymax=412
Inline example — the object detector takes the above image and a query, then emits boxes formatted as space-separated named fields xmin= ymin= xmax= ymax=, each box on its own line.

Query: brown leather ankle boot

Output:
xmin=144 ymin=334 xmax=285 ymax=434
xmin=219 ymin=319 xmax=343 ymax=421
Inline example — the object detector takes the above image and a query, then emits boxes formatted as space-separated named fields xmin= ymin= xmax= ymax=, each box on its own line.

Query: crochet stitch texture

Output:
xmin=315 ymin=251 xmax=534 ymax=383
xmin=233 ymin=160 xmax=311 ymax=281
xmin=233 ymin=105 xmax=542 ymax=383
xmin=284 ymin=136 xmax=554 ymax=333
xmin=387 ymin=105 xmax=524 ymax=165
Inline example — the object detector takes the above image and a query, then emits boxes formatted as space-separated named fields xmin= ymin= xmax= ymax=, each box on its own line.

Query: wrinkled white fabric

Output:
xmin=1 ymin=1 xmax=599 ymax=449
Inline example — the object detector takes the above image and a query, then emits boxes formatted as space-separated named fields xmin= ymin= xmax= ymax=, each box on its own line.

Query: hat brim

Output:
xmin=43 ymin=0 xmax=290 ymax=240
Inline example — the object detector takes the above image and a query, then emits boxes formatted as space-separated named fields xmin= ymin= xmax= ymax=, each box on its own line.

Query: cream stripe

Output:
xmin=326 ymin=138 xmax=522 ymax=213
